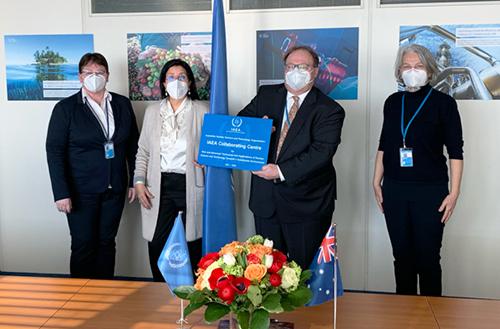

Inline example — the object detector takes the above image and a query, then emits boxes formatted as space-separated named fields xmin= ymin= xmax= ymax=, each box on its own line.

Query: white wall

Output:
xmin=367 ymin=1 xmax=500 ymax=299
xmin=0 ymin=0 xmax=499 ymax=299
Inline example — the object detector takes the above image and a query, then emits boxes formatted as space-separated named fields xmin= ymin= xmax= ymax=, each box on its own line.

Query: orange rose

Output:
xmin=219 ymin=241 xmax=242 ymax=256
xmin=244 ymin=264 xmax=267 ymax=282
xmin=247 ymin=244 xmax=272 ymax=259
xmin=194 ymin=272 xmax=205 ymax=290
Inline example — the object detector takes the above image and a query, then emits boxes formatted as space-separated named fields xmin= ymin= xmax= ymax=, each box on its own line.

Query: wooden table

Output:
xmin=0 ymin=276 xmax=499 ymax=329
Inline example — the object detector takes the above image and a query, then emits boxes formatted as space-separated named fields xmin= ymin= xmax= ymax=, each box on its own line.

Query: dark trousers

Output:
xmin=148 ymin=173 xmax=202 ymax=282
xmin=254 ymin=208 xmax=333 ymax=269
xmin=66 ymin=189 xmax=125 ymax=279
xmin=382 ymin=179 xmax=448 ymax=296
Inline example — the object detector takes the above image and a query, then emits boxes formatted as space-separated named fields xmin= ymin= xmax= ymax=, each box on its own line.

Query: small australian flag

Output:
xmin=306 ymin=223 xmax=343 ymax=306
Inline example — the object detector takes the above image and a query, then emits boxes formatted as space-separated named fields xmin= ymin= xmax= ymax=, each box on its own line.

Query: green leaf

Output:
xmin=262 ymin=294 xmax=283 ymax=313
xmin=237 ymin=311 xmax=250 ymax=329
xmin=184 ymin=300 xmax=205 ymax=317
xmin=247 ymin=285 xmax=263 ymax=307
xmin=250 ymin=309 xmax=270 ymax=329
xmin=173 ymin=286 xmax=195 ymax=300
xmin=190 ymin=290 xmax=208 ymax=304
xmin=204 ymin=302 xmax=230 ymax=323
xmin=300 ymin=269 xmax=312 ymax=283
xmin=280 ymin=296 xmax=296 ymax=312
xmin=236 ymin=251 xmax=247 ymax=268
xmin=287 ymin=286 xmax=313 ymax=307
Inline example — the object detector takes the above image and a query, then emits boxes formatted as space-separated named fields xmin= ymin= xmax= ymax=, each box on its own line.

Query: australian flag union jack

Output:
xmin=307 ymin=224 xmax=343 ymax=306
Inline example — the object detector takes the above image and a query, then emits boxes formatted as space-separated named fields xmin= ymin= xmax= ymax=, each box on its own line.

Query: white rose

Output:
xmin=201 ymin=261 xmax=221 ymax=290
xmin=223 ymin=253 xmax=236 ymax=266
xmin=264 ymin=239 xmax=274 ymax=248
xmin=264 ymin=254 xmax=274 ymax=268
xmin=280 ymin=267 xmax=300 ymax=291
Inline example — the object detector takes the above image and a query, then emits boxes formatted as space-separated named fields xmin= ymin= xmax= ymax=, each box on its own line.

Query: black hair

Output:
xmin=159 ymin=59 xmax=200 ymax=100
xmin=78 ymin=53 xmax=109 ymax=73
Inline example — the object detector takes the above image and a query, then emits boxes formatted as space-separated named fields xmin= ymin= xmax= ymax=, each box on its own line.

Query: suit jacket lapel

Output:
xmin=270 ymin=86 xmax=287 ymax=163
xmin=109 ymin=94 xmax=120 ymax=139
xmin=78 ymin=91 xmax=106 ymax=139
xmin=277 ymin=87 xmax=317 ymax=160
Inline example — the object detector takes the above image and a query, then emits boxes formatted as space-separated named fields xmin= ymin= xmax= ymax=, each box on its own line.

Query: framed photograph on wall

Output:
xmin=127 ymin=32 xmax=212 ymax=101
xmin=400 ymin=24 xmax=500 ymax=100
xmin=256 ymin=27 xmax=359 ymax=100
xmin=4 ymin=34 xmax=94 ymax=101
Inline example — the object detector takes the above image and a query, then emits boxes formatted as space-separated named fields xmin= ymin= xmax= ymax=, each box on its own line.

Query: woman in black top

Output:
xmin=373 ymin=44 xmax=464 ymax=296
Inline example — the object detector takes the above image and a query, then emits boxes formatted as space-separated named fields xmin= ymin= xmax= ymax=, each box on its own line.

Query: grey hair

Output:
xmin=394 ymin=44 xmax=438 ymax=84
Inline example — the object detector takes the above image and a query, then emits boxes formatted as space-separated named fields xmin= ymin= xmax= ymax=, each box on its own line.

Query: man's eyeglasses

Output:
xmin=166 ymin=74 xmax=188 ymax=82
xmin=81 ymin=70 xmax=107 ymax=77
xmin=284 ymin=63 xmax=313 ymax=71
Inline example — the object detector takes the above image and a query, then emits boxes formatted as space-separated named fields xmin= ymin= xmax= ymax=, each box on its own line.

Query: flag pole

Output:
xmin=333 ymin=223 xmax=338 ymax=329
xmin=176 ymin=299 xmax=188 ymax=328
xmin=334 ymin=254 xmax=338 ymax=329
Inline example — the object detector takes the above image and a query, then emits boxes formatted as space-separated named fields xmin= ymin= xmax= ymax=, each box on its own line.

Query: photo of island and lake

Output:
xmin=4 ymin=34 xmax=94 ymax=101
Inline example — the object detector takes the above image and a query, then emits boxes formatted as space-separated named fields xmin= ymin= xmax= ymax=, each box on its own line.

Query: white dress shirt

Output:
xmin=159 ymin=98 xmax=190 ymax=174
xmin=280 ymin=90 xmax=311 ymax=130
xmin=82 ymin=89 xmax=115 ymax=139
xmin=276 ymin=89 xmax=311 ymax=181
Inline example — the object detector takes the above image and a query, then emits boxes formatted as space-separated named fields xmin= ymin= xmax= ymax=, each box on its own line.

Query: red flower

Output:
xmin=268 ymin=251 xmax=287 ymax=273
xmin=198 ymin=252 xmax=220 ymax=270
xmin=231 ymin=277 xmax=251 ymax=294
xmin=217 ymin=284 xmax=236 ymax=304
xmin=246 ymin=253 xmax=261 ymax=264
xmin=269 ymin=273 xmax=282 ymax=287
xmin=216 ymin=275 xmax=235 ymax=289
xmin=273 ymin=251 xmax=287 ymax=263
xmin=208 ymin=268 xmax=225 ymax=290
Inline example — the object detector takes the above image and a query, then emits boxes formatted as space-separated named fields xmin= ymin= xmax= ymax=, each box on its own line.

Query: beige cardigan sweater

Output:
xmin=134 ymin=99 xmax=209 ymax=242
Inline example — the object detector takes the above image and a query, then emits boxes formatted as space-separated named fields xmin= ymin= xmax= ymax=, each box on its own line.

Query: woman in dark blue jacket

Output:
xmin=46 ymin=53 xmax=139 ymax=278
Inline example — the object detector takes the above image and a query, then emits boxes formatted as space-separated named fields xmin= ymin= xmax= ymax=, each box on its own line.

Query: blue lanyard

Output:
xmin=284 ymin=103 xmax=291 ymax=126
xmin=284 ymin=96 xmax=300 ymax=126
xmin=401 ymin=88 xmax=432 ymax=147
xmin=104 ymin=101 xmax=110 ymax=141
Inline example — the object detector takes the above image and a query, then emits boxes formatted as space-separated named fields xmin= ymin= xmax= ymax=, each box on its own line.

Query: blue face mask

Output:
xmin=285 ymin=68 xmax=311 ymax=91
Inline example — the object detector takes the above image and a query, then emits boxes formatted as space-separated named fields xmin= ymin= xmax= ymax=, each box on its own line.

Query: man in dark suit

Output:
xmin=238 ymin=46 xmax=345 ymax=268
xmin=46 ymin=53 xmax=139 ymax=278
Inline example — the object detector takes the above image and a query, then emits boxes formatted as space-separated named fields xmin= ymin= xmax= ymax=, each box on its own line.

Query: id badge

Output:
xmin=104 ymin=141 xmax=115 ymax=159
xmin=400 ymin=147 xmax=413 ymax=167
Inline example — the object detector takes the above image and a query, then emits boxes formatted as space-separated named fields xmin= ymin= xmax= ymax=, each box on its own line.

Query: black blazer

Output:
xmin=239 ymin=84 xmax=345 ymax=220
xmin=46 ymin=91 xmax=139 ymax=201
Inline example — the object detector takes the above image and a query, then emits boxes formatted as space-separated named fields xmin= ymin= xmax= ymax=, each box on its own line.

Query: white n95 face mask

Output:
xmin=401 ymin=69 xmax=428 ymax=89
xmin=83 ymin=74 xmax=107 ymax=93
xmin=285 ymin=68 xmax=311 ymax=91
xmin=166 ymin=80 xmax=189 ymax=99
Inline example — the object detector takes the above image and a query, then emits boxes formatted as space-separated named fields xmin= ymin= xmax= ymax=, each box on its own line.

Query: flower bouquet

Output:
xmin=173 ymin=235 xmax=312 ymax=329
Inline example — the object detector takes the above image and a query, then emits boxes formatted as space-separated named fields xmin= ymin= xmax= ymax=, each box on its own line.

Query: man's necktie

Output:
xmin=276 ymin=95 xmax=299 ymax=158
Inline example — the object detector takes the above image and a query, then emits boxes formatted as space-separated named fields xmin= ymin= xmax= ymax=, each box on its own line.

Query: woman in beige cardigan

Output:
xmin=134 ymin=59 xmax=208 ymax=281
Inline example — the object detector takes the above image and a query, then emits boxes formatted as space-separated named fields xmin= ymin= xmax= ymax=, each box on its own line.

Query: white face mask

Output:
xmin=285 ymin=68 xmax=311 ymax=91
xmin=401 ymin=69 xmax=428 ymax=89
xmin=166 ymin=80 xmax=189 ymax=100
xmin=83 ymin=74 xmax=107 ymax=93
